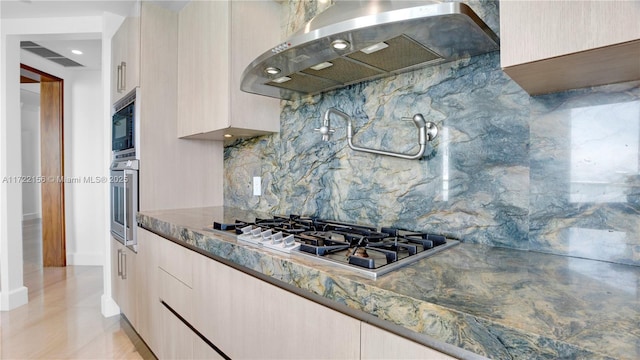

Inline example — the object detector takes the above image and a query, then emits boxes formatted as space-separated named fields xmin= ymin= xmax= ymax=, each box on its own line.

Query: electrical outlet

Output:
xmin=253 ymin=176 xmax=261 ymax=196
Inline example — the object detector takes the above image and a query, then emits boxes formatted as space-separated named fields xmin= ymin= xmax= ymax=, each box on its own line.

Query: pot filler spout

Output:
xmin=240 ymin=1 xmax=500 ymax=100
xmin=317 ymin=108 xmax=438 ymax=160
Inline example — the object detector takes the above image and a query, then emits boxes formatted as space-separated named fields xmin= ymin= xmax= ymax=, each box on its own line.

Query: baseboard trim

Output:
xmin=67 ymin=252 xmax=103 ymax=266
xmin=101 ymin=294 xmax=120 ymax=317
xmin=0 ymin=286 xmax=29 ymax=311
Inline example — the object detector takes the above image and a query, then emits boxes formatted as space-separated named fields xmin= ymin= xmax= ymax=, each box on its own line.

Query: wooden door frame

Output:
xmin=20 ymin=63 xmax=66 ymax=267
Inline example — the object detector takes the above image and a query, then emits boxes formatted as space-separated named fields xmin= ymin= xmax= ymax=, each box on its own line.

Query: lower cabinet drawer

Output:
xmin=158 ymin=267 xmax=193 ymax=324
xmin=160 ymin=303 xmax=193 ymax=359
xmin=158 ymin=238 xmax=193 ymax=287
xmin=193 ymin=333 xmax=226 ymax=360
xmin=146 ymin=234 xmax=458 ymax=360
xmin=361 ymin=322 xmax=456 ymax=360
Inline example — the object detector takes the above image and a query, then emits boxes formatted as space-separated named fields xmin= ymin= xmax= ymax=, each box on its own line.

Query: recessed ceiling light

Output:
xmin=224 ymin=134 xmax=233 ymax=138
xmin=271 ymin=76 xmax=291 ymax=84
xmin=71 ymin=49 xmax=83 ymax=55
xmin=310 ymin=62 xmax=333 ymax=71
xmin=361 ymin=42 xmax=388 ymax=54
xmin=265 ymin=66 xmax=280 ymax=75
xmin=331 ymin=39 xmax=350 ymax=50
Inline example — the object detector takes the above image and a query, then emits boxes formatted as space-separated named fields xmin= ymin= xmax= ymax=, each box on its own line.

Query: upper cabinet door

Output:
xmin=176 ymin=0 xmax=281 ymax=140
xmin=500 ymin=1 xmax=640 ymax=95
xmin=177 ymin=0 xmax=230 ymax=138
xmin=111 ymin=15 xmax=141 ymax=104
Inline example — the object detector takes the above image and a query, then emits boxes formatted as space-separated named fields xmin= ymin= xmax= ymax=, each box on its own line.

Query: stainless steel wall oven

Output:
xmin=111 ymin=87 xmax=139 ymax=248
xmin=110 ymin=159 xmax=138 ymax=247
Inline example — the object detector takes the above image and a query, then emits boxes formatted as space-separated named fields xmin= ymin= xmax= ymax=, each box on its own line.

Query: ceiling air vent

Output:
xmin=20 ymin=41 xmax=84 ymax=67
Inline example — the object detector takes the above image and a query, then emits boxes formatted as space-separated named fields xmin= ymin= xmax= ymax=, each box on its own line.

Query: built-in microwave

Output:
xmin=112 ymin=88 xmax=139 ymax=160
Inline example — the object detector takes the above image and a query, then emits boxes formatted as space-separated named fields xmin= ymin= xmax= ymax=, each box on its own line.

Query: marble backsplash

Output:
xmin=224 ymin=1 xmax=640 ymax=266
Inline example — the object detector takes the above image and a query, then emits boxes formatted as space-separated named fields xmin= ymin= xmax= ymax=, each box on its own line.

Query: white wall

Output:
xmin=1 ymin=14 xmax=113 ymax=311
xmin=20 ymin=84 xmax=41 ymax=221
xmin=64 ymin=69 xmax=105 ymax=265
xmin=18 ymin=50 xmax=106 ymax=267
xmin=0 ymin=32 xmax=28 ymax=311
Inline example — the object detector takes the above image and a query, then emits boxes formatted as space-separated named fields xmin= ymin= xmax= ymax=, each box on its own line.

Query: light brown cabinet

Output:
xmin=500 ymin=0 xmax=640 ymax=95
xmin=159 ymin=302 xmax=225 ymax=360
xmin=111 ymin=14 xmax=140 ymax=104
xmin=133 ymin=229 xmax=457 ymax=359
xmin=192 ymin=251 xmax=361 ymax=359
xmin=110 ymin=237 xmax=137 ymax=327
xmin=361 ymin=322 xmax=455 ymax=360
xmin=140 ymin=228 xmax=222 ymax=359
xmin=134 ymin=227 xmax=160 ymax=354
xmin=137 ymin=1 xmax=223 ymax=211
xmin=193 ymin=335 xmax=225 ymax=360
xmin=176 ymin=0 xmax=281 ymax=140
xmin=158 ymin=238 xmax=193 ymax=325
xmin=158 ymin=265 xmax=195 ymax=359
xmin=159 ymin=303 xmax=194 ymax=359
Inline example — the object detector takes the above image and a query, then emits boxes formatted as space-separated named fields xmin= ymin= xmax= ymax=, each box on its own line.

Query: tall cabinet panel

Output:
xmin=176 ymin=0 xmax=229 ymax=138
xmin=134 ymin=227 xmax=160 ymax=356
xmin=138 ymin=1 xmax=223 ymax=211
xmin=111 ymin=14 xmax=140 ymax=104
xmin=177 ymin=0 xmax=281 ymax=140
xmin=110 ymin=1 xmax=224 ymax=350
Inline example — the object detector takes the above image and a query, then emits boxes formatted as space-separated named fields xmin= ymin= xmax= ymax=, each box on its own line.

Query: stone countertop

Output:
xmin=137 ymin=207 xmax=639 ymax=360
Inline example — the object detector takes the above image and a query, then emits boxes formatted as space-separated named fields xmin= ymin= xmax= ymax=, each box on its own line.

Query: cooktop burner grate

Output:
xmin=211 ymin=215 xmax=459 ymax=279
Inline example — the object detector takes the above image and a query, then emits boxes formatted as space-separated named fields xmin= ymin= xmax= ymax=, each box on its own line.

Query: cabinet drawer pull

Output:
xmin=117 ymin=249 xmax=122 ymax=277
xmin=122 ymin=252 xmax=127 ymax=280
xmin=116 ymin=64 xmax=122 ymax=93
xmin=121 ymin=61 xmax=127 ymax=91
xmin=117 ymin=61 xmax=126 ymax=93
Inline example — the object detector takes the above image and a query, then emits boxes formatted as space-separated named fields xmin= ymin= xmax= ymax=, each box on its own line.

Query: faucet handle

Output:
xmin=425 ymin=121 xmax=438 ymax=141
xmin=402 ymin=114 xmax=437 ymax=141
xmin=401 ymin=114 xmax=426 ymax=127
xmin=314 ymin=125 xmax=335 ymax=141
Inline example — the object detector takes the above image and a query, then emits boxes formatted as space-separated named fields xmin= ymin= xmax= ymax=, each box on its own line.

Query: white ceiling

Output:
xmin=24 ymin=39 xmax=103 ymax=70
xmin=3 ymin=0 xmax=189 ymax=70
xmin=0 ymin=0 xmax=189 ymax=18
xmin=1 ymin=0 xmax=138 ymax=19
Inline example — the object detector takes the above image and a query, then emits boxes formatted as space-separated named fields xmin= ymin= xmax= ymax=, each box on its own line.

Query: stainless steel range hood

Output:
xmin=241 ymin=1 xmax=499 ymax=100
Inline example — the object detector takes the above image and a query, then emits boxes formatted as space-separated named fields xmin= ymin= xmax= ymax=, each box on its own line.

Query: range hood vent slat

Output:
xmin=267 ymin=72 xmax=341 ymax=94
xmin=241 ymin=1 xmax=499 ymax=100
xmin=301 ymin=57 xmax=384 ymax=84
xmin=346 ymin=35 xmax=442 ymax=73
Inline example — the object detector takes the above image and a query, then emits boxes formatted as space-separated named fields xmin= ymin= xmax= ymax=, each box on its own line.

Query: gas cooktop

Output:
xmin=210 ymin=215 xmax=459 ymax=279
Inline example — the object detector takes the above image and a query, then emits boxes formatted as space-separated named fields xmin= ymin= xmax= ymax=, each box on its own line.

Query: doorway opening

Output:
xmin=20 ymin=63 xmax=66 ymax=268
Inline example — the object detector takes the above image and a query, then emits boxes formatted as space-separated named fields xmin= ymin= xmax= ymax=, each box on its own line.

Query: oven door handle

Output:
xmin=123 ymin=168 xmax=138 ymax=247
xmin=122 ymin=169 xmax=128 ymax=245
